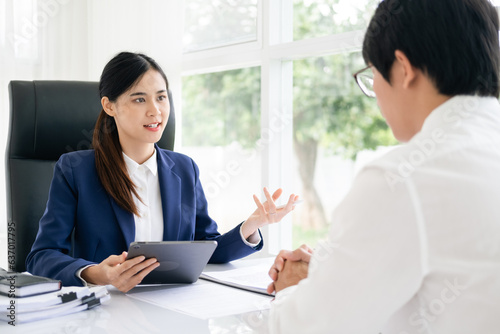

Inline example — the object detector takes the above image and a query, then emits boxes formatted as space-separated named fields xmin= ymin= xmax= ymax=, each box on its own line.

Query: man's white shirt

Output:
xmin=269 ymin=96 xmax=500 ymax=334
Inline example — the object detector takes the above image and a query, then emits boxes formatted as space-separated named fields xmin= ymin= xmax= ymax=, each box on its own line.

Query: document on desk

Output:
xmin=199 ymin=262 xmax=274 ymax=296
xmin=126 ymin=280 xmax=272 ymax=320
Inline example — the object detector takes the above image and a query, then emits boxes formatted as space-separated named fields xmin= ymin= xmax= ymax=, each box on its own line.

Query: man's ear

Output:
xmin=394 ymin=50 xmax=417 ymax=89
xmin=101 ymin=96 xmax=115 ymax=117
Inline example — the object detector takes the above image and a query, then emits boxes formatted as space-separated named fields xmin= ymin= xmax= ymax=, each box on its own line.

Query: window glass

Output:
xmin=293 ymin=0 xmax=379 ymax=40
xmin=291 ymin=52 xmax=398 ymax=248
xmin=181 ymin=67 xmax=261 ymax=233
xmin=183 ymin=0 xmax=258 ymax=53
xmin=11 ymin=0 xmax=39 ymax=59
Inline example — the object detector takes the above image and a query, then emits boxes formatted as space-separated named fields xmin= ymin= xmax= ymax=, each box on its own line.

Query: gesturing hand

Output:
xmin=241 ymin=187 xmax=299 ymax=240
xmin=81 ymin=251 xmax=159 ymax=293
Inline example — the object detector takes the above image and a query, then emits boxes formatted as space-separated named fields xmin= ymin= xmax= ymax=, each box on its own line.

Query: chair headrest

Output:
xmin=7 ymin=80 xmax=175 ymax=161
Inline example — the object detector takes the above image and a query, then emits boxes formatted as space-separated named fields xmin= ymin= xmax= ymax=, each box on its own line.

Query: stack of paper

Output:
xmin=0 ymin=267 xmax=111 ymax=325
xmin=0 ymin=286 xmax=110 ymax=325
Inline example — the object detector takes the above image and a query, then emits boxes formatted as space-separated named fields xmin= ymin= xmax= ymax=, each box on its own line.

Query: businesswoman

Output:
xmin=26 ymin=52 xmax=297 ymax=292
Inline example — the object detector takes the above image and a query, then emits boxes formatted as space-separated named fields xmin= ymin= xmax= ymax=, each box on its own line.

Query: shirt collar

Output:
xmin=419 ymin=95 xmax=499 ymax=134
xmin=123 ymin=149 xmax=158 ymax=176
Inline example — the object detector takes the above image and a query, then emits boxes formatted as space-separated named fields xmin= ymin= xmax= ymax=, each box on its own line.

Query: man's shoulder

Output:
xmin=352 ymin=144 xmax=423 ymax=193
xmin=358 ymin=145 xmax=408 ymax=172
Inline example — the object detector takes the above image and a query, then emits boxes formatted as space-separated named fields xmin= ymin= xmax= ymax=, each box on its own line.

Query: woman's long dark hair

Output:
xmin=92 ymin=52 xmax=169 ymax=215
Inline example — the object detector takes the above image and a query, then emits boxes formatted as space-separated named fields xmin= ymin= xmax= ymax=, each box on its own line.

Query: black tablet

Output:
xmin=126 ymin=241 xmax=217 ymax=284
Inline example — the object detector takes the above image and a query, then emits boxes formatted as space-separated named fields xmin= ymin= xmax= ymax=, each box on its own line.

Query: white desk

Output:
xmin=0 ymin=259 xmax=273 ymax=334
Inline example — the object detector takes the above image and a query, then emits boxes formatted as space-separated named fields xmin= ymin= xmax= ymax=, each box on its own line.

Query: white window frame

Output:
xmin=180 ymin=0 xmax=367 ymax=255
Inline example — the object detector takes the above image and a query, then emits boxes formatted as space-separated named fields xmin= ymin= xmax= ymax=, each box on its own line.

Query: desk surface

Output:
xmin=0 ymin=258 xmax=274 ymax=334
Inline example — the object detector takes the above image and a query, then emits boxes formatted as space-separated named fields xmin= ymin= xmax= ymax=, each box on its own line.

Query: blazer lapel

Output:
xmin=110 ymin=198 xmax=135 ymax=248
xmin=157 ymin=148 xmax=182 ymax=241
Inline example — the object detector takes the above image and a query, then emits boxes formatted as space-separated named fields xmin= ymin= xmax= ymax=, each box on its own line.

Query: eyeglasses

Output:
xmin=353 ymin=65 xmax=376 ymax=98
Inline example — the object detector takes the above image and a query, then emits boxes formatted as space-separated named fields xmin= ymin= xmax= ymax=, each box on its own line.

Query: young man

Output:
xmin=267 ymin=0 xmax=500 ymax=333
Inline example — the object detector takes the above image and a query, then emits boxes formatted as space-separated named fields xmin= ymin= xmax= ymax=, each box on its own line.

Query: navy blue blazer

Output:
xmin=26 ymin=146 xmax=262 ymax=286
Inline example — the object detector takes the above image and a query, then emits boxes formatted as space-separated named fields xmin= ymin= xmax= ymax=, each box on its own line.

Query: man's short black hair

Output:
xmin=362 ymin=0 xmax=500 ymax=98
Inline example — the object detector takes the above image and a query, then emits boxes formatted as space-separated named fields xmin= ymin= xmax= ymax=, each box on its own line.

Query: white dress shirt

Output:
xmin=123 ymin=151 xmax=163 ymax=241
xmin=269 ymin=95 xmax=500 ymax=334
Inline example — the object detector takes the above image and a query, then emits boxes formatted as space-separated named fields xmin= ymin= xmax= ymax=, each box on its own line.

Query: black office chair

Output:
xmin=5 ymin=80 xmax=176 ymax=272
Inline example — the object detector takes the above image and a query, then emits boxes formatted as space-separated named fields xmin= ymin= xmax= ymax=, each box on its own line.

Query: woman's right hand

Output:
xmin=81 ymin=251 xmax=159 ymax=292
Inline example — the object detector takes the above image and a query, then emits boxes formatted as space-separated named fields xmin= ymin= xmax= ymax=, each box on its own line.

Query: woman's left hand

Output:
xmin=241 ymin=187 xmax=299 ymax=239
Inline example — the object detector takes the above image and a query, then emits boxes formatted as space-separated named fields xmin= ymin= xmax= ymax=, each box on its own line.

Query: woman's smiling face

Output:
xmin=103 ymin=69 xmax=170 ymax=155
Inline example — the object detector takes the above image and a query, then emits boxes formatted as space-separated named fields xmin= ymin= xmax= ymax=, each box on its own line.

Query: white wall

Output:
xmin=0 ymin=0 xmax=184 ymax=270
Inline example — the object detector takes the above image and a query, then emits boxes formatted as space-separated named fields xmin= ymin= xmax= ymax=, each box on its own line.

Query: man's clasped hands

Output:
xmin=267 ymin=244 xmax=313 ymax=294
